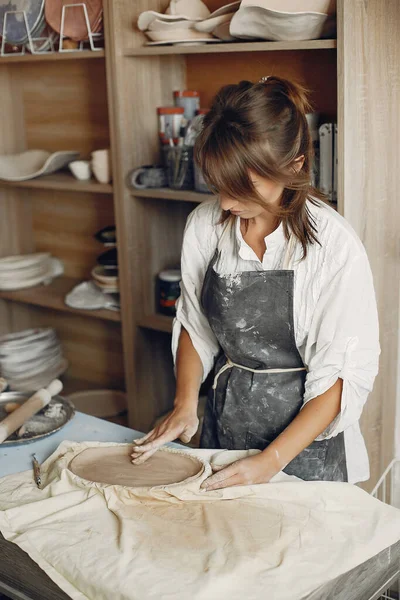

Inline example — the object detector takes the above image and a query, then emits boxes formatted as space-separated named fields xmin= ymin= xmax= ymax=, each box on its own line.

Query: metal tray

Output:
xmin=0 ymin=391 xmax=75 ymax=446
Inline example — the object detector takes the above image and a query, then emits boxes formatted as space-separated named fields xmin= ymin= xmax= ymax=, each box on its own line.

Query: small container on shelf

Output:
xmin=173 ymin=90 xmax=200 ymax=121
xmin=157 ymin=270 xmax=181 ymax=316
xmin=157 ymin=106 xmax=184 ymax=147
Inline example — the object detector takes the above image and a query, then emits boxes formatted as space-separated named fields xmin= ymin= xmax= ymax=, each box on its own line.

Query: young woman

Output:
xmin=131 ymin=76 xmax=380 ymax=491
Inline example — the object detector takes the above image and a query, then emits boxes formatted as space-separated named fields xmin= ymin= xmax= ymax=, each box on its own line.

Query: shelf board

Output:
xmin=125 ymin=39 xmax=337 ymax=57
xmin=131 ymin=188 xmax=214 ymax=203
xmin=0 ymin=173 xmax=113 ymax=194
xmin=0 ymin=50 xmax=105 ymax=64
xmin=0 ymin=276 xmax=121 ymax=323
xmin=138 ymin=314 xmax=173 ymax=333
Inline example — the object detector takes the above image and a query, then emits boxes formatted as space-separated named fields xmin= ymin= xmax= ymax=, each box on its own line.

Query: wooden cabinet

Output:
xmin=0 ymin=0 xmax=398 ymax=491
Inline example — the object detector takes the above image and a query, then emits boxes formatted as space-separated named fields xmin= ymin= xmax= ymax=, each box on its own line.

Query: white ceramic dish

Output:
xmin=91 ymin=265 xmax=118 ymax=285
xmin=146 ymin=28 xmax=214 ymax=42
xmin=145 ymin=39 xmax=224 ymax=45
xmin=0 ymin=257 xmax=63 ymax=291
xmin=242 ymin=0 xmax=336 ymax=15
xmin=213 ymin=20 xmax=236 ymax=40
xmin=65 ymin=281 xmax=120 ymax=311
xmin=138 ymin=0 xmax=210 ymax=31
xmin=148 ymin=18 xmax=197 ymax=31
xmin=194 ymin=12 xmax=235 ymax=33
xmin=69 ymin=160 xmax=92 ymax=181
xmin=0 ymin=150 xmax=80 ymax=182
xmin=0 ymin=253 xmax=50 ymax=271
xmin=0 ymin=328 xmax=55 ymax=350
xmin=230 ymin=6 xmax=335 ymax=41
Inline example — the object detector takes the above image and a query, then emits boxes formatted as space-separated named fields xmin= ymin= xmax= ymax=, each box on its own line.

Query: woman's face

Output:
xmin=219 ymin=172 xmax=284 ymax=219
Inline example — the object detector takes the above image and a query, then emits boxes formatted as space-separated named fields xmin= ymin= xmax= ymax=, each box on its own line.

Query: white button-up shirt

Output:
xmin=172 ymin=198 xmax=380 ymax=484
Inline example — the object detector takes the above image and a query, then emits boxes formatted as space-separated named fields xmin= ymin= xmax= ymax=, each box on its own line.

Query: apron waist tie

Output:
xmin=212 ymin=358 xmax=307 ymax=410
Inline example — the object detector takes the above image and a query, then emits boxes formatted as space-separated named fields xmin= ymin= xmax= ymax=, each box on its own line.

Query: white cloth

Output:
xmin=172 ymin=199 xmax=380 ymax=484
xmin=0 ymin=442 xmax=399 ymax=600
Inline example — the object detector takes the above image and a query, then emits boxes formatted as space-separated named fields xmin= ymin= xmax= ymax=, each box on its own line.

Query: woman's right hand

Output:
xmin=130 ymin=402 xmax=199 ymax=465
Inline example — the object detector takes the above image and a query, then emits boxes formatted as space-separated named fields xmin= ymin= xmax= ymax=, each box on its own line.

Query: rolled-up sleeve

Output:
xmin=172 ymin=208 xmax=220 ymax=382
xmin=301 ymin=251 xmax=380 ymax=440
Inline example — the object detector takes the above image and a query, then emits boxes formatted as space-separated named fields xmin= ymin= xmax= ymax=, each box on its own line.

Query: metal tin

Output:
xmin=157 ymin=270 xmax=181 ymax=316
xmin=0 ymin=391 xmax=75 ymax=446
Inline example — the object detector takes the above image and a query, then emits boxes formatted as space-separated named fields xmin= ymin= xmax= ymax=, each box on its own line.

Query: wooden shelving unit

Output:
xmin=0 ymin=276 xmax=120 ymax=322
xmin=0 ymin=0 xmax=398 ymax=492
xmin=0 ymin=173 xmax=113 ymax=194
xmin=0 ymin=38 xmax=123 ymax=397
xmin=125 ymin=39 xmax=337 ymax=56
xmin=103 ymin=0 xmax=400 ymax=493
xmin=0 ymin=49 xmax=105 ymax=63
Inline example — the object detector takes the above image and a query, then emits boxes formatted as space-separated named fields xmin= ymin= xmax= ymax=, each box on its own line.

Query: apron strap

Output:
xmin=212 ymin=357 xmax=307 ymax=410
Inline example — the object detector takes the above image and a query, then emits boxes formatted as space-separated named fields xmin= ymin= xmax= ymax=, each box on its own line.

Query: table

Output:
xmin=0 ymin=413 xmax=399 ymax=600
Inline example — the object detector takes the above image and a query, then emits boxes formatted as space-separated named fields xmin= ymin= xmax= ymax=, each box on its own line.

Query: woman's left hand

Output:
xmin=200 ymin=453 xmax=279 ymax=491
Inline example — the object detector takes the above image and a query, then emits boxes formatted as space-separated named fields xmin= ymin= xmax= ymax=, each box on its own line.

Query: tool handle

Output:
xmin=0 ymin=379 xmax=63 ymax=444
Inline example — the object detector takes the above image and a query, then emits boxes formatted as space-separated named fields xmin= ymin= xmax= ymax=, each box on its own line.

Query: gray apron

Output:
xmin=200 ymin=221 xmax=348 ymax=482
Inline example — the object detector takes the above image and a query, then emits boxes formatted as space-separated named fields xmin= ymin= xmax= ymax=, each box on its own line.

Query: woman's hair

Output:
xmin=195 ymin=76 xmax=325 ymax=258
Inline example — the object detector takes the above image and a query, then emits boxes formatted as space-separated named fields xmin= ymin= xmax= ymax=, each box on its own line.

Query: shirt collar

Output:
xmin=235 ymin=217 xmax=285 ymax=261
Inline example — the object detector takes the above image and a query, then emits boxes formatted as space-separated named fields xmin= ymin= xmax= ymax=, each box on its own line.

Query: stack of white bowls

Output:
xmin=0 ymin=253 xmax=63 ymax=291
xmin=0 ymin=328 xmax=68 ymax=392
xmin=91 ymin=265 xmax=119 ymax=294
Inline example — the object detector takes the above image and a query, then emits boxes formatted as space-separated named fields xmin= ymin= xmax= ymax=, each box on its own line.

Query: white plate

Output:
xmin=146 ymin=28 xmax=214 ymax=42
xmin=230 ymin=6 xmax=335 ymax=41
xmin=0 ymin=150 xmax=80 ymax=182
xmin=145 ymin=38 xmax=224 ymax=46
xmin=194 ymin=12 xmax=235 ymax=33
xmin=0 ymin=253 xmax=50 ymax=271
xmin=148 ymin=18 xmax=197 ymax=31
xmin=0 ymin=328 xmax=56 ymax=351
xmin=0 ymin=260 xmax=63 ymax=290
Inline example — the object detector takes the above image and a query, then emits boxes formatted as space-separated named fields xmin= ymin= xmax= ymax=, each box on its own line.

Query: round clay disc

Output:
xmin=69 ymin=446 xmax=203 ymax=487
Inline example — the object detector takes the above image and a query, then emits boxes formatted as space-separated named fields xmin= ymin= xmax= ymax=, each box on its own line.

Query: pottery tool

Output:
xmin=32 ymin=454 xmax=42 ymax=488
xmin=0 ymin=379 xmax=63 ymax=444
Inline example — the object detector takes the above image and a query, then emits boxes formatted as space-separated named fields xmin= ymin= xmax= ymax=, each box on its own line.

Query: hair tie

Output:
xmin=259 ymin=76 xmax=270 ymax=83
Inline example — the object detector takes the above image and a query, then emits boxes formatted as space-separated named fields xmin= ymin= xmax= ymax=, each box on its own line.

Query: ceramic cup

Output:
xmin=128 ymin=165 xmax=167 ymax=189
xmin=69 ymin=160 xmax=92 ymax=181
xmin=91 ymin=149 xmax=112 ymax=184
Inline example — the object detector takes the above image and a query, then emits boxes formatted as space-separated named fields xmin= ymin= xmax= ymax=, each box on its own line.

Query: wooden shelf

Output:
xmin=138 ymin=314 xmax=173 ymax=333
xmin=131 ymin=188 xmax=213 ymax=203
xmin=125 ymin=39 xmax=337 ymax=57
xmin=0 ymin=276 xmax=121 ymax=323
xmin=0 ymin=173 xmax=113 ymax=194
xmin=0 ymin=50 xmax=105 ymax=64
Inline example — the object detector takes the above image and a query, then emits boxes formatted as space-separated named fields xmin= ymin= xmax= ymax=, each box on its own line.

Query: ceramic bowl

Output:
xmin=230 ymin=5 xmax=335 ymax=41
xmin=145 ymin=28 xmax=214 ymax=43
xmin=91 ymin=265 xmax=118 ymax=285
xmin=148 ymin=18 xmax=197 ymax=31
xmin=138 ymin=0 xmax=210 ymax=31
xmin=66 ymin=389 xmax=127 ymax=418
xmin=69 ymin=160 xmax=92 ymax=181
xmin=0 ymin=150 xmax=80 ymax=182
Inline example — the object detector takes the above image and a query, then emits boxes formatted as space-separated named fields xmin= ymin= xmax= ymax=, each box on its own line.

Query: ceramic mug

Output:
xmin=128 ymin=165 xmax=167 ymax=189
xmin=91 ymin=149 xmax=112 ymax=184
xmin=69 ymin=160 xmax=92 ymax=181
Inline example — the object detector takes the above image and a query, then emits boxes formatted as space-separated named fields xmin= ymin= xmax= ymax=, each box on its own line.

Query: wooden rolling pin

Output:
xmin=0 ymin=379 xmax=63 ymax=444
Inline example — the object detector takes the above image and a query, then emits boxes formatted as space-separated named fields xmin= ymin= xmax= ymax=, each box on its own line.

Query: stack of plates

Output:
xmin=137 ymin=0 xmax=216 ymax=46
xmin=0 ymin=253 xmax=64 ymax=291
xmin=91 ymin=265 xmax=119 ymax=294
xmin=0 ymin=0 xmax=45 ymax=46
xmin=0 ymin=328 xmax=68 ymax=392
xmin=194 ymin=2 xmax=240 ymax=41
